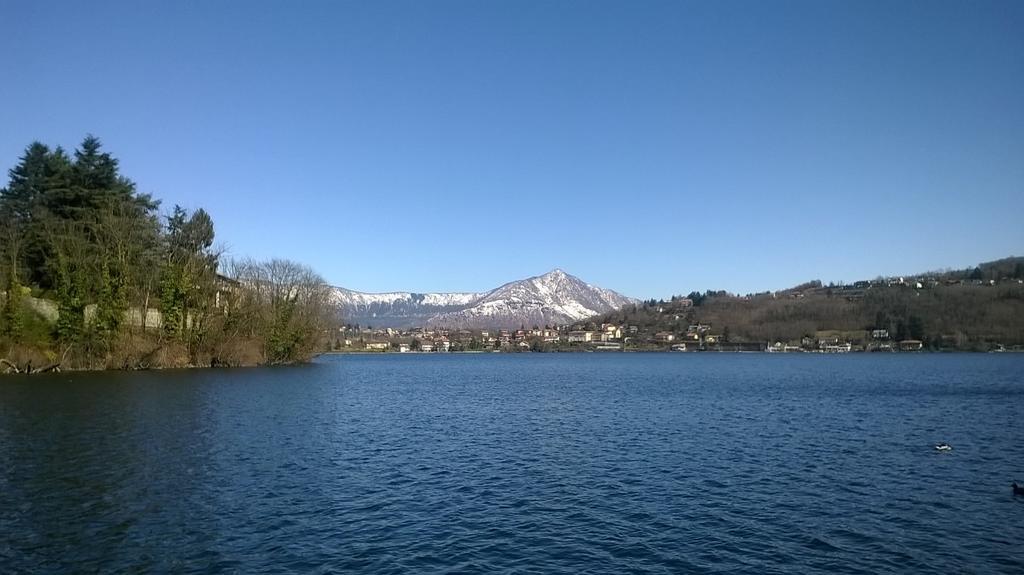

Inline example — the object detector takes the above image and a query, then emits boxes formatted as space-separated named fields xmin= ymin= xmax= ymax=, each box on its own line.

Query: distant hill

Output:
xmin=591 ymin=256 xmax=1024 ymax=350
xmin=331 ymin=269 xmax=637 ymax=329
xmin=947 ymin=256 xmax=1023 ymax=282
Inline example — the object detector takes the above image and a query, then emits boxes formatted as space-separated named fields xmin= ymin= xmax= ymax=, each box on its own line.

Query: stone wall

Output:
xmin=12 ymin=296 xmax=167 ymax=331
xmin=26 ymin=297 xmax=59 ymax=323
xmin=83 ymin=304 xmax=166 ymax=330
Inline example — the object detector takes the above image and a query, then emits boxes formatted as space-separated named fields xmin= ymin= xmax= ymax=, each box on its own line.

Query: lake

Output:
xmin=1 ymin=353 xmax=1023 ymax=573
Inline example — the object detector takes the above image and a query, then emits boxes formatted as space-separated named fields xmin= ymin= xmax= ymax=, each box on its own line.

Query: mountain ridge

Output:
xmin=331 ymin=269 xmax=636 ymax=328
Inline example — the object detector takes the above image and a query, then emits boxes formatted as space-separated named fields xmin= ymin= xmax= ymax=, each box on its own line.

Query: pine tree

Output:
xmin=160 ymin=206 xmax=217 ymax=342
xmin=1 ymin=267 xmax=23 ymax=339
xmin=1 ymin=142 xmax=72 ymax=286
xmin=72 ymin=135 xmax=119 ymax=194
xmin=4 ymin=142 xmax=51 ymax=222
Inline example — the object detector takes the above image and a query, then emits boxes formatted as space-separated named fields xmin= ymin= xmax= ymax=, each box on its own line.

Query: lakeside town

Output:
xmin=331 ymin=265 xmax=1024 ymax=355
xmin=331 ymin=323 xmax=1017 ymax=354
xmin=330 ymin=322 xmax=1015 ymax=355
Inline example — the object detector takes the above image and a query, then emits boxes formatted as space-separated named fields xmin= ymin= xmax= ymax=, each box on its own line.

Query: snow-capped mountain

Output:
xmin=331 ymin=269 xmax=636 ymax=328
xmin=329 ymin=288 xmax=480 ymax=327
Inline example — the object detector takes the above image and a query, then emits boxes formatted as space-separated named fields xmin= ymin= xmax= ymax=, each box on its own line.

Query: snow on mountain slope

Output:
xmin=331 ymin=269 xmax=636 ymax=328
xmin=428 ymin=269 xmax=636 ymax=328
xmin=329 ymin=287 xmax=481 ymax=327
xmin=330 ymin=288 xmax=479 ymax=308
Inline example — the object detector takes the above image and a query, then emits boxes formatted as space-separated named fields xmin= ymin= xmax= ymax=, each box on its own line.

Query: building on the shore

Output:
xmin=899 ymin=339 xmax=924 ymax=351
xmin=601 ymin=324 xmax=623 ymax=339
xmin=711 ymin=341 xmax=768 ymax=352
xmin=821 ymin=342 xmax=852 ymax=353
xmin=567 ymin=331 xmax=594 ymax=343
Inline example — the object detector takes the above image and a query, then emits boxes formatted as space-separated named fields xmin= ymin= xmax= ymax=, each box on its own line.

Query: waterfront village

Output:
xmin=331 ymin=321 xmax=930 ymax=354
xmin=331 ymin=269 xmax=1024 ymax=354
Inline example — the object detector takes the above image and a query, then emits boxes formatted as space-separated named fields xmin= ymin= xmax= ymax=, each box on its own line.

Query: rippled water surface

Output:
xmin=2 ymin=353 xmax=1024 ymax=573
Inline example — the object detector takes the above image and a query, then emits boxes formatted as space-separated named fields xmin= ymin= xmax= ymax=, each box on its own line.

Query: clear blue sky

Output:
xmin=2 ymin=1 xmax=1022 ymax=298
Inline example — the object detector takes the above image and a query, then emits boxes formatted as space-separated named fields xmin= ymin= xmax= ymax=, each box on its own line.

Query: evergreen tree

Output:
xmin=908 ymin=315 xmax=925 ymax=341
xmin=4 ymin=142 xmax=52 ymax=223
xmin=160 ymin=206 xmax=217 ymax=341
xmin=1 ymin=266 xmax=23 ymax=339
xmin=1 ymin=142 xmax=72 ymax=286
xmin=894 ymin=320 xmax=909 ymax=342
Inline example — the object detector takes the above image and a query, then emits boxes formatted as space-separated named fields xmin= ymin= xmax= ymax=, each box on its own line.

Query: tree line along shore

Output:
xmin=1 ymin=136 xmax=333 ymax=373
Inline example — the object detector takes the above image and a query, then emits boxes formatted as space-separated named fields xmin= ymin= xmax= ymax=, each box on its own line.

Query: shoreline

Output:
xmin=319 ymin=348 xmax=1014 ymax=356
xmin=0 ymin=356 xmax=314 ymax=377
xmin=4 ymin=348 xmax=1017 ymax=376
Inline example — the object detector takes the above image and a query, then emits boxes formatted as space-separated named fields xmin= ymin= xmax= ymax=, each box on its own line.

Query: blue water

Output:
xmin=1 ymin=353 xmax=1023 ymax=573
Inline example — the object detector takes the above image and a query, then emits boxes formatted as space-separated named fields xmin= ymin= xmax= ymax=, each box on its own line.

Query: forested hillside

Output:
xmin=0 ymin=137 xmax=332 ymax=372
xmin=597 ymin=261 xmax=1024 ymax=351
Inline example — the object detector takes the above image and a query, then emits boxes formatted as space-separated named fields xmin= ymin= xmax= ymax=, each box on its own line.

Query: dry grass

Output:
xmin=208 ymin=338 xmax=265 ymax=367
xmin=0 ymin=343 xmax=54 ymax=373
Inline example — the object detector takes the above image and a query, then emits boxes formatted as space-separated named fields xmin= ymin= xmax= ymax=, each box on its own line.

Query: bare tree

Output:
xmin=226 ymin=258 xmax=332 ymax=364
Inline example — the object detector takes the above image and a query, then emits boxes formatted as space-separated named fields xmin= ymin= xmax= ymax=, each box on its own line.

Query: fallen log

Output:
xmin=1 ymin=345 xmax=71 ymax=374
xmin=0 ymin=358 xmax=21 ymax=373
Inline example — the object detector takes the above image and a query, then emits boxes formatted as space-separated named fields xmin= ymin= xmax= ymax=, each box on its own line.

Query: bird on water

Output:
xmin=1013 ymin=482 xmax=1024 ymax=496
xmin=934 ymin=443 xmax=952 ymax=451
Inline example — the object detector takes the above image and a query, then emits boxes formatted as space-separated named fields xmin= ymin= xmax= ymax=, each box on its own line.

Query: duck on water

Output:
xmin=1013 ymin=482 xmax=1024 ymax=496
